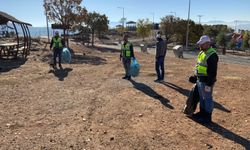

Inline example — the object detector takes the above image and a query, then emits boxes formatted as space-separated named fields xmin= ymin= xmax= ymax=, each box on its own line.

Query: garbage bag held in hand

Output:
xmin=62 ymin=48 xmax=71 ymax=63
xmin=130 ymin=58 xmax=140 ymax=77
xmin=183 ymin=84 xmax=199 ymax=116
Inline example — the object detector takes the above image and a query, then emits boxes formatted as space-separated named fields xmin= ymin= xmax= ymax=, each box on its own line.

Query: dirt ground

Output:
xmin=0 ymin=41 xmax=249 ymax=150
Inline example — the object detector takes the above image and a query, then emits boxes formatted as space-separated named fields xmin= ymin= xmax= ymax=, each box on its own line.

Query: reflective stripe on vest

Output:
xmin=195 ymin=48 xmax=216 ymax=76
xmin=53 ymin=37 xmax=63 ymax=48
xmin=121 ymin=43 xmax=131 ymax=58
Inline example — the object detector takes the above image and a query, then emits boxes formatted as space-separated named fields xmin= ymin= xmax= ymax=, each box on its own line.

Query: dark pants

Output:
xmin=155 ymin=56 xmax=165 ymax=80
xmin=53 ymin=47 xmax=62 ymax=66
xmin=122 ymin=58 xmax=131 ymax=77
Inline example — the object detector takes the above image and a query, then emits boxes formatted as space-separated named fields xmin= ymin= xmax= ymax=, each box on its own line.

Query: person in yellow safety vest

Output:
xmin=120 ymin=34 xmax=135 ymax=80
xmin=188 ymin=35 xmax=219 ymax=124
xmin=50 ymin=31 xmax=65 ymax=69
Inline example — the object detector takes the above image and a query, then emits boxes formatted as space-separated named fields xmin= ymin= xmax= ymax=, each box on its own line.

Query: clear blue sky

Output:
xmin=0 ymin=0 xmax=249 ymax=27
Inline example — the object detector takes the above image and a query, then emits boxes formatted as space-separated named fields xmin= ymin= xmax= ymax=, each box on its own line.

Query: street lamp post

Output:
xmin=45 ymin=8 xmax=50 ymax=43
xmin=118 ymin=7 xmax=125 ymax=30
xmin=150 ymin=12 xmax=155 ymax=39
xmin=185 ymin=0 xmax=191 ymax=51
xmin=169 ymin=11 xmax=176 ymax=18
xmin=198 ymin=15 xmax=203 ymax=24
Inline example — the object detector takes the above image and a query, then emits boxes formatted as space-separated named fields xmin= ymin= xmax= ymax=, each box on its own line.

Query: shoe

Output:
xmin=192 ymin=111 xmax=212 ymax=124
xmin=59 ymin=64 xmax=63 ymax=70
xmin=154 ymin=79 xmax=161 ymax=82
xmin=50 ymin=64 xmax=57 ymax=70
xmin=122 ymin=76 xmax=128 ymax=79
xmin=126 ymin=76 xmax=131 ymax=80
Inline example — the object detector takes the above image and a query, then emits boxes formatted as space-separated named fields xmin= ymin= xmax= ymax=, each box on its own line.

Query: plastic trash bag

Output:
xmin=130 ymin=58 xmax=140 ymax=77
xmin=61 ymin=48 xmax=71 ymax=64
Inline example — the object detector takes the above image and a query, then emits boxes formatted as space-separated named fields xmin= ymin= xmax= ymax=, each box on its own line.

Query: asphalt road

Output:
xmin=96 ymin=43 xmax=250 ymax=66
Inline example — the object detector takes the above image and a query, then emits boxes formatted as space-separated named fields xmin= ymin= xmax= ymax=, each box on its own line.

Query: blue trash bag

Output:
xmin=61 ymin=48 xmax=71 ymax=64
xmin=130 ymin=58 xmax=140 ymax=77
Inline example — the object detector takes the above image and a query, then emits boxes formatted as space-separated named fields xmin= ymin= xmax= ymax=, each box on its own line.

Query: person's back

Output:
xmin=156 ymin=38 xmax=167 ymax=58
xmin=155 ymin=33 xmax=167 ymax=82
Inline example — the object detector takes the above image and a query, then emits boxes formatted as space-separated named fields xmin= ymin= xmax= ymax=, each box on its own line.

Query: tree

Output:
xmin=243 ymin=31 xmax=250 ymax=49
xmin=160 ymin=16 xmax=203 ymax=45
xmin=160 ymin=15 xmax=177 ymax=41
xmin=216 ymin=31 xmax=229 ymax=55
xmin=43 ymin=0 xmax=87 ymax=42
xmin=136 ymin=19 xmax=151 ymax=41
xmin=85 ymin=12 xmax=109 ymax=46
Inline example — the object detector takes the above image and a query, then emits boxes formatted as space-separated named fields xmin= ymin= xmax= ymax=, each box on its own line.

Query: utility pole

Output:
xmin=170 ymin=11 xmax=176 ymax=18
xmin=118 ymin=7 xmax=125 ymax=31
xmin=198 ymin=15 xmax=203 ymax=24
xmin=45 ymin=10 xmax=50 ymax=43
xmin=185 ymin=0 xmax=191 ymax=51
xmin=235 ymin=20 xmax=238 ymax=32
xmin=150 ymin=12 xmax=155 ymax=39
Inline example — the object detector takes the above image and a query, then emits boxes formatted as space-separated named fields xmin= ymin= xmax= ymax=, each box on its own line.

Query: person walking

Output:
xmin=191 ymin=35 xmax=219 ymax=124
xmin=50 ymin=31 xmax=65 ymax=69
xmin=120 ymin=34 xmax=135 ymax=80
xmin=155 ymin=31 xmax=167 ymax=82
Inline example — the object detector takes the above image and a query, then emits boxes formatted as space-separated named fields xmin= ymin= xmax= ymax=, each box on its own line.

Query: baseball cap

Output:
xmin=197 ymin=35 xmax=211 ymax=45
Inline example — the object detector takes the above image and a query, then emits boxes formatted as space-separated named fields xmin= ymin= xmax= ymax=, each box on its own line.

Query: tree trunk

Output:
xmin=222 ymin=46 xmax=226 ymax=55
xmin=91 ymin=31 xmax=94 ymax=47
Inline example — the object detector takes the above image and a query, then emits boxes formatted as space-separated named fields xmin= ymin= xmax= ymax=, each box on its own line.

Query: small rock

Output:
xmin=6 ymin=123 xmax=11 ymax=128
xmin=138 ymin=114 xmax=143 ymax=117
xmin=82 ymin=118 xmax=87 ymax=121
xmin=110 ymin=137 xmax=114 ymax=141
xmin=86 ymin=138 xmax=91 ymax=142
xmin=103 ymin=131 xmax=107 ymax=134
xmin=205 ymin=143 xmax=213 ymax=149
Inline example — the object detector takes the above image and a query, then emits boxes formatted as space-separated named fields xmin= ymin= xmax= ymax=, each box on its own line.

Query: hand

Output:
xmin=188 ymin=76 xmax=197 ymax=84
xmin=205 ymin=86 xmax=211 ymax=92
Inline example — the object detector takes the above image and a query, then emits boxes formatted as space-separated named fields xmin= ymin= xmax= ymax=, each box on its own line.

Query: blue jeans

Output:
xmin=122 ymin=58 xmax=131 ymax=77
xmin=53 ymin=47 xmax=62 ymax=66
xmin=155 ymin=56 xmax=165 ymax=80
xmin=197 ymin=81 xmax=214 ymax=113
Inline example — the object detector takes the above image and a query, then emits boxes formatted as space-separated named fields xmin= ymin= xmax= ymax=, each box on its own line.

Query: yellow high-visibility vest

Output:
xmin=52 ymin=37 xmax=63 ymax=48
xmin=121 ymin=42 xmax=131 ymax=58
xmin=195 ymin=48 xmax=216 ymax=76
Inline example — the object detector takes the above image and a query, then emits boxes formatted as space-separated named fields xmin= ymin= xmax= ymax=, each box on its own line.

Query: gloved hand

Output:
xmin=188 ymin=76 xmax=197 ymax=84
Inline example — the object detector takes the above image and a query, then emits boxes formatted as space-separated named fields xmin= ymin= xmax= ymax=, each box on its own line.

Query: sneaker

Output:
xmin=126 ymin=76 xmax=131 ymax=80
xmin=154 ymin=79 xmax=161 ymax=82
xmin=122 ymin=76 xmax=128 ymax=79
xmin=59 ymin=64 xmax=63 ymax=70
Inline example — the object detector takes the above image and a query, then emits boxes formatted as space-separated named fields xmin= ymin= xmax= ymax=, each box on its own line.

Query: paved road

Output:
xmin=96 ymin=43 xmax=250 ymax=66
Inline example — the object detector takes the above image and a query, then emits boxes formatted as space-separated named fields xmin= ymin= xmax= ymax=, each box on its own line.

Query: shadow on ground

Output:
xmin=160 ymin=81 xmax=231 ymax=113
xmin=0 ymin=57 xmax=27 ymax=73
xmin=42 ymin=53 xmax=107 ymax=65
xmin=130 ymin=79 xmax=174 ymax=109
xmin=189 ymin=117 xmax=250 ymax=149
xmin=49 ymin=67 xmax=73 ymax=81
xmin=91 ymin=46 xmax=120 ymax=53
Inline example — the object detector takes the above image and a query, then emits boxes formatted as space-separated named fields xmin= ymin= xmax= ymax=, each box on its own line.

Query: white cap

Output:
xmin=156 ymin=33 xmax=161 ymax=39
xmin=196 ymin=35 xmax=211 ymax=45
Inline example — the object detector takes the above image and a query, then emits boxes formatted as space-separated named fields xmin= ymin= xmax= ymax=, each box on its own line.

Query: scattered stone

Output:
xmin=139 ymin=114 xmax=143 ymax=117
xmin=86 ymin=138 xmax=91 ymax=142
xmin=82 ymin=118 xmax=87 ymax=121
xmin=110 ymin=137 xmax=114 ymax=141
xmin=205 ymin=143 xmax=213 ymax=149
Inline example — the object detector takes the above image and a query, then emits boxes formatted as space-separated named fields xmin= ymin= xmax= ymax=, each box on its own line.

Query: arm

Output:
xmin=61 ymin=39 xmax=65 ymax=47
xmin=130 ymin=44 xmax=135 ymax=58
xmin=49 ymin=38 xmax=53 ymax=49
xmin=206 ymin=53 xmax=219 ymax=86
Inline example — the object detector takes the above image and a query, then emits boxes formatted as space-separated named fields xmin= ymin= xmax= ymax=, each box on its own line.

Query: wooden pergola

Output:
xmin=0 ymin=11 xmax=32 ymax=58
